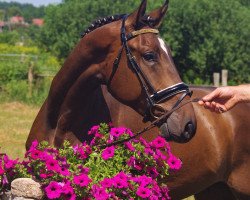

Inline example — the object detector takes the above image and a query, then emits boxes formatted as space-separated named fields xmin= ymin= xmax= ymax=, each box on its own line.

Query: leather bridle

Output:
xmin=107 ymin=14 xmax=193 ymax=120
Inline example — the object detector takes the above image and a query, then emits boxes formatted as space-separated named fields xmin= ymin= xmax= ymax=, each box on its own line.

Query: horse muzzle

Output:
xmin=160 ymin=120 xmax=196 ymax=143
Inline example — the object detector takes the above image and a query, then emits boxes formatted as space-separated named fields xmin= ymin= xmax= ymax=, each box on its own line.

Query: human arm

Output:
xmin=198 ymin=84 xmax=250 ymax=113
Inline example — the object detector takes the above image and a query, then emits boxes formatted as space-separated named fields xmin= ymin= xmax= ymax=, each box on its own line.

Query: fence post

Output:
xmin=20 ymin=53 xmax=25 ymax=63
xmin=213 ymin=72 xmax=220 ymax=87
xmin=28 ymin=61 xmax=34 ymax=97
xmin=221 ymin=69 xmax=228 ymax=86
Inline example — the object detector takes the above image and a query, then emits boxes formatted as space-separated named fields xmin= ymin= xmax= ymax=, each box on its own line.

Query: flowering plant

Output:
xmin=0 ymin=123 xmax=182 ymax=199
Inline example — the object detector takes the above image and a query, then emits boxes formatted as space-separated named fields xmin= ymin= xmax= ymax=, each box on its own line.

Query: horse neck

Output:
xmin=46 ymin=34 xmax=111 ymax=128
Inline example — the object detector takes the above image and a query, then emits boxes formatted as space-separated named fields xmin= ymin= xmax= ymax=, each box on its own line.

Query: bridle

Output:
xmin=107 ymin=15 xmax=193 ymax=120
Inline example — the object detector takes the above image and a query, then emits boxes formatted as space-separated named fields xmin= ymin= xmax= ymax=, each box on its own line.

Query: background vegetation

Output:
xmin=40 ymin=0 xmax=250 ymax=85
xmin=0 ymin=0 xmax=249 ymax=105
xmin=0 ymin=1 xmax=44 ymax=23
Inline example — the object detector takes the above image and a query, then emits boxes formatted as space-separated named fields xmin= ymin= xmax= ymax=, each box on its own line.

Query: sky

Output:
xmin=1 ymin=0 xmax=62 ymax=7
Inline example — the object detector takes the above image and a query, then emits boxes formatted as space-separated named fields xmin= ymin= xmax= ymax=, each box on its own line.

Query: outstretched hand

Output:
xmin=198 ymin=85 xmax=250 ymax=113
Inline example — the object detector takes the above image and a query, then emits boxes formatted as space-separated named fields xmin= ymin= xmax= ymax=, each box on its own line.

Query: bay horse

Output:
xmin=26 ymin=0 xmax=250 ymax=199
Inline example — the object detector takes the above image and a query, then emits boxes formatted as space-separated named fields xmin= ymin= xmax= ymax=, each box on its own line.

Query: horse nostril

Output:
xmin=160 ymin=123 xmax=171 ymax=140
xmin=183 ymin=122 xmax=195 ymax=140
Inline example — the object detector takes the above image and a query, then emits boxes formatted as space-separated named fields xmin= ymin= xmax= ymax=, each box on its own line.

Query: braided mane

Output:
xmin=81 ymin=14 xmax=126 ymax=38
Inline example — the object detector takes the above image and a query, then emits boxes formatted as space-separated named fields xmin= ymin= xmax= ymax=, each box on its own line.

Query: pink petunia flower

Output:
xmin=124 ymin=142 xmax=135 ymax=151
xmin=167 ymin=154 xmax=182 ymax=170
xmin=74 ymin=146 xmax=88 ymax=159
xmin=151 ymin=181 xmax=161 ymax=196
xmin=134 ymin=161 xmax=144 ymax=171
xmin=125 ymin=128 xmax=134 ymax=136
xmin=139 ymin=137 xmax=150 ymax=148
xmin=151 ymin=136 xmax=167 ymax=148
xmin=154 ymin=149 xmax=167 ymax=161
xmin=63 ymin=192 xmax=76 ymax=200
xmin=161 ymin=185 xmax=171 ymax=199
xmin=92 ymin=184 xmax=109 ymax=200
xmin=127 ymin=156 xmax=135 ymax=167
xmin=78 ymin=166 xmax=90 ymax=174
xmin=147 ymin=166 xmax=159 ymax=179
xmin=46 ymin=158 xmax=61 ymax=172
xmin=61 ymin=182 xmax=76 ymax=200
xmin=59 ymin=166 xmax=71 ymax=176
xmin=40 ymin=173 xmax=54 ymax=179
xmin=136 ymin=175 xmax=153 ymax=187
xmin=110 ymin=127 xmax=126 ymax=138
xmin=149 ymin=195 xmax=160 ymax=200
xmin=27 ymin=140 xmax=38 ymax=153
xmin=113 ymin=177 xmax=128 ymax=189
xmin=127 ymin=156 xmax=144 ymax=170
xmin=40 ymin=173 xmax=47 ymax=179
xmin=144 ymin=147 xmax=154 ymax=156
xmin=136 ymin=187 xmax=151 ymax=198
xmin=84 ymin=144 xmax=92 ymax=155
xmin=73 ymin=173 xmax=91 ymax=187
xmin=88 ymin=125 xmax=99 ymax=135
xmin=45 ymin=181 xmax=62 ymax=199
xmin=3 ymin=155 xmax=18 ymax=170
xmin=115 ymin=171 xmax=128 ymax=181
xmin=40 ymin=152 xmax=54 ymax=161
xmin=100 ymin=178 xmax=113 ymax=188
xmin=30 ymin=149 xmax=43 ymax=160
xmin=0 ymin=166 xmax=5 ymax=175
xmin=101 ymin=146 xmax=115 ymax=160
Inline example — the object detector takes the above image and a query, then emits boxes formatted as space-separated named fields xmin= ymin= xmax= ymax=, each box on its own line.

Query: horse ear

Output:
xmin=147 ymin=0 xmax=169 ymax=28
xmin=127 ymin=0 xmax=147 ymax=29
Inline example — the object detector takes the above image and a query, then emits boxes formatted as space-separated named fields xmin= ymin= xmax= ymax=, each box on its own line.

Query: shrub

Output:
xmin=0 ymin=123 xmax=181 ymax=199
xmin=0 ymin=43 xmax=60 ymax=105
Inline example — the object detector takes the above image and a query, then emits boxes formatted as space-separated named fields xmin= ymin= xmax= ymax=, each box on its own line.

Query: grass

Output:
xmin=0 ymin=101 xmax=39 ymax=159
xmin=0 ymin=101 xmax=194 ymax=200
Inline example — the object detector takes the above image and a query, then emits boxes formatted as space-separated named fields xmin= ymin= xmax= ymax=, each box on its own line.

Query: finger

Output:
xmin=211 ymin=102 xmax=216 ymax=110
xmin=205 ymin=101 xmax=212 ymax=108
xmin=202 ymin=88 xmax=221 ymax=102
xmin=216 ymin=105 xmax=226 ymax=113
xmin=218 ymin=107 xmax=225 ymax=113
xmin=213 ymin=104 xmax=220 ymax=113
xmin=198 ymin=100 xmax=205 ymax=105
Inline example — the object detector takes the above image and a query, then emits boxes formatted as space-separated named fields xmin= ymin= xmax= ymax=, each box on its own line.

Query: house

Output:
xmin=32 ymin=18 xmax=44 ymax=27
xmin=10 ymin=16 xmax=25 ymax=24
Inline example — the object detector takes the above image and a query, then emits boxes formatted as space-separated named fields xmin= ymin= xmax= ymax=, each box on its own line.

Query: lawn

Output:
xmin=0 ymin=102 xmax=39 ymax=159
xmin=0 ymin=101 xmax=194 ymax=200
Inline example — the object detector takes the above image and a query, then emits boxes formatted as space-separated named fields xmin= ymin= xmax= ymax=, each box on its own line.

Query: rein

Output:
xmin=100 ymin=98 xmax=200 ymax=148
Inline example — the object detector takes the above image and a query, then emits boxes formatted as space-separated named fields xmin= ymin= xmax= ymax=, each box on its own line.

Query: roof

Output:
xmin=32 ymin=18 xmax=44 ymax=26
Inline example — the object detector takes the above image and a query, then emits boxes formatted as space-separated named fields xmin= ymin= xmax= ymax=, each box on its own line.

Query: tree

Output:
xmin=39 ymin=0 xmax=250 ymax=84
xmin=161 ymin=0 xmax=250 ymax=84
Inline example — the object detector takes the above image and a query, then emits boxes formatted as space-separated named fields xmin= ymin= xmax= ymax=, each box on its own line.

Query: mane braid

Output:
xmin=81 ymin=14 xmax=126 ymax=38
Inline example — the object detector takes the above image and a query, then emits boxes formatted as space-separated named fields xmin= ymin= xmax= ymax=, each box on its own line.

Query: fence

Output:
xmin=213 ymin=69 xmax=228 ymax=87
xmin=0 ymin=54 xmax=58 ymax=102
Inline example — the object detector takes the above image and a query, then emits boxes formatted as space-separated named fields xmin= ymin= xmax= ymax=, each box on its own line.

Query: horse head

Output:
xmin=82 ymin=0 xmax=197 ymax=142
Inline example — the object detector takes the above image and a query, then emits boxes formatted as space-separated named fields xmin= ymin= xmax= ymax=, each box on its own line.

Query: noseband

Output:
xmin=108 ymin=15 xmax=192 ymax=119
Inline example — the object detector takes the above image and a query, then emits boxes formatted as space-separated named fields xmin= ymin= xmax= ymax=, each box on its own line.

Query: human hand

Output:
xmin=198 ymin=86 xmax=241 ymax=113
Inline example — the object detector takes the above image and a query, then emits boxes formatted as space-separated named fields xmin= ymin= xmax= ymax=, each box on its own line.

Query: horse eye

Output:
xmin=143 ymin=52 xmax=157 ymax=62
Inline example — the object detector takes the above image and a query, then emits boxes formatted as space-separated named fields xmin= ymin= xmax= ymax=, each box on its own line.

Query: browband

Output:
xmin=126 ymin=29 xmax=159 ymax=41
